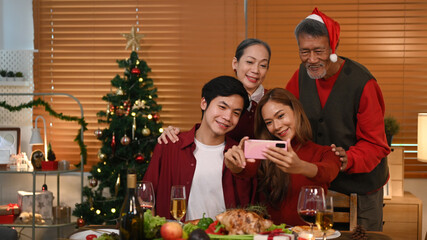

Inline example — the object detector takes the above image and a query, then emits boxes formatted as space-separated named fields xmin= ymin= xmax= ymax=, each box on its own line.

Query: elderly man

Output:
xmin=286 ymin=8 xmax=390 ymax=231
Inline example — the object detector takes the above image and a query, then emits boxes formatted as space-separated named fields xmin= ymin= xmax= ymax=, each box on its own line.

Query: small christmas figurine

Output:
xmin=47 ymin=143 xmax=56 ymax=161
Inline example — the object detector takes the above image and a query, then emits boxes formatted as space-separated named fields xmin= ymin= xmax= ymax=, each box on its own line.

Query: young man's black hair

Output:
xmin=201 ymin=75 xmax=250 ymax=117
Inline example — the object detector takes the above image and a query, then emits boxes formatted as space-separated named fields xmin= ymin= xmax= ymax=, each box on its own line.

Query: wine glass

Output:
xmin=137 ymin=181 xmax=155 ymax=213
xmin=316 ymin=196 xmax=334 ymax=240
xmin=297 ymin=186 xmax=325 ymax=234
xmin=170 ymin=185 xmax=186 ymax=223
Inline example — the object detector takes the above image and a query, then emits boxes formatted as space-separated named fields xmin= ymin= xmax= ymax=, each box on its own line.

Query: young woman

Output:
xmin=158 ymin=38 xmax=271 ymax=143
xmin=224 ymin=88 xmax=341 ymax=226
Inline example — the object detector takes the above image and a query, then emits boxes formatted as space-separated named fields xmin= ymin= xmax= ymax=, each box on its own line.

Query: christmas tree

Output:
xmin=73 ymin=26 xmax=163 ymax=225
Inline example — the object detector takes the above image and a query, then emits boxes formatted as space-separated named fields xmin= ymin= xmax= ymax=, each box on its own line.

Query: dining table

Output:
xmin=337 ymin=231 xmax=393 ymax=240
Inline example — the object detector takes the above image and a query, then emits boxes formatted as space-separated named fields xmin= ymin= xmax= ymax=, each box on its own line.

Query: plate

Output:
xmin=69 ymin=229 xmax=119 ymax=240
xmin=315 ymin=230 xmax=341 ymax=239
xmin=208 ymin=234 xmax=253 ymax=240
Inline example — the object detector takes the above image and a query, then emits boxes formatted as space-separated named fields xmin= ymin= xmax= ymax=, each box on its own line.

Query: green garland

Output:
xmin=0 ymin=98 xmax=88 ymax=166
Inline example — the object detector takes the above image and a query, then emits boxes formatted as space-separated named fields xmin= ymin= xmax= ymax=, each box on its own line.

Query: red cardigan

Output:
xmin=286 ymin=63 xmax=390 ymax=174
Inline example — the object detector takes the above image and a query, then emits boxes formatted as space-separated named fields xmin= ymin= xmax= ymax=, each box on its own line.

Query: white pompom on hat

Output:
xmin=306 ymin=8 xmax=340 ymax=62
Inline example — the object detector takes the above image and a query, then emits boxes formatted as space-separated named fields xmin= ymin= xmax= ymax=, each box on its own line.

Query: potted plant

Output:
xmin=0 ymin=69 xmax=6 ymax=79
xmin=384 ymin=116 xmax=400 ymax=146
xmin=15 ymin=72 xmax=24 ymax=81
xmin=6 ymin=71 xmax=15 ymax=81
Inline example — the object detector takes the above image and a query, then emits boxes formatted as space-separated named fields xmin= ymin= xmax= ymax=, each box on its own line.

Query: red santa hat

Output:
xmin=306 ymin=8 xmax=340 ymax=62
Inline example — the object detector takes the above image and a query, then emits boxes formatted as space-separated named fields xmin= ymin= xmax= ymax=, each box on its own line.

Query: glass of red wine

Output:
xmin=297 ymin=186 xmax=325 ymax=234
xmin=136 ymin=181 xmax=155 ymax=213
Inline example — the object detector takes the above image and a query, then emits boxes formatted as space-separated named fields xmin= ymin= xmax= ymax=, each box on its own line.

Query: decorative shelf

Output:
xmin=0 ymin=168 xmax=80 ymax=174
xmin=0 ymin=79 xmax=30 ymax=86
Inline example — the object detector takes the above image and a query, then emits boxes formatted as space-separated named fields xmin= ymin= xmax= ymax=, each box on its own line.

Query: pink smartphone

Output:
xmin=244 ymin=139 xmax=287 ymax=159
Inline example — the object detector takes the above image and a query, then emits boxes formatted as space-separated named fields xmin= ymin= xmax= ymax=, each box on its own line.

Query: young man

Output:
xmin=143 ymin=76 xmax=253 ymax=221
xmin=286 ymin=8 xmax=390 ymax=231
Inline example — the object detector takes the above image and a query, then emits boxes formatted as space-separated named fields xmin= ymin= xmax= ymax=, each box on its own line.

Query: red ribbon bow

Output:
xmin=259 ymin=229 xmax=291 ymax=240
xmin=268 ymin=229 xmax=284 ymax=240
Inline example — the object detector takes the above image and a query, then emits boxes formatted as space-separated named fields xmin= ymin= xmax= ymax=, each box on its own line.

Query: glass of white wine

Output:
xmin=170 ymin=185 xmax=186 ymax=224
xmin=137 ymin=181 xmax=155 ymax=213
xmin=316 ymin=196 xmax=334 ymax=240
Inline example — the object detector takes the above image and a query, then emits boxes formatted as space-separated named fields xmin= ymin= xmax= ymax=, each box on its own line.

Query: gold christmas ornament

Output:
xmin=115 ymin=173 xmax=121 ymax=197
xmin=98 ymin=151 xmax=107 ymax=161
xmin=142 ymin=127 xmax=151 ymax=136
xmin=94 ymin=129 xmax=103 ymax=139
xmin=120 ymin=134 xmax=131 ymax=145
xmin=133 ymin=99 xmax=146 ymax=110
xmin=132 ymin=116 xmax=137 ymax=140
xmin=121 ymin=25 xmax=145 ymax=51
xmin=138 ymin=77 xmax=144 ymax=82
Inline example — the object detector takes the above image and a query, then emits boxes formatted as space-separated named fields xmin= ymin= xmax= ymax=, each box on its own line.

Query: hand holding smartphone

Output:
xmin=244 ymin=139 xmax=287 ymax=159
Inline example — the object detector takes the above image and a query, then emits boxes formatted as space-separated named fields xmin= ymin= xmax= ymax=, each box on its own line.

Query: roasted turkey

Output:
xmin=215 ymin=209 xmax=273 ymax=235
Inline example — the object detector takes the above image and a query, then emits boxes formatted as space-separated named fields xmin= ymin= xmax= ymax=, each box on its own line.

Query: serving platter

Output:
xmin=315 ymin=230 xmax=341 ymax=239
xmin=208 ymin=234 xmax=254 ymax=240
xmin=69 ymin=229 xmax=119 ymax=240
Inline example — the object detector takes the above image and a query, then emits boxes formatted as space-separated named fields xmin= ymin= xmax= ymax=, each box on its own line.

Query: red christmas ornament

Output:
xmin=131 ymin=68 xmax=141 ymax=74
xmin=111 ymin=133 xmax=116 ymax=153
xmin=135 ymin=153 xmax=144 ymax=163
xmin=116 ymin=106 xmax=125 ymax=116
xmin=89 ymin=178 xmax=98 ymax=188
xmin=109 ymin=105 xmax=115 ymax=114
xmin=94 ymin=129 xmax=103 ymax=139
xmin=126 ymin=105 xmax=131 ymax=116
xmin=121 ymin=134 xmax=131 ymax=146
xmin=77 ymin=217 xmax=86 ymax=227
xmin=153 ymin=113 xmax=160 ymax=121
xmin=123 ymin=100 xmax=129 ymax=108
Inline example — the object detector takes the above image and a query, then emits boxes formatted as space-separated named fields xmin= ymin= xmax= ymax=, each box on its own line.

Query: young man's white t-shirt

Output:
xmin=186 ymin=138 xmax=226 ymax=220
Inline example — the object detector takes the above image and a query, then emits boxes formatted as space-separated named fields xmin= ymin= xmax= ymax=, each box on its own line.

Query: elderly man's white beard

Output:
xmin=306 ymin=63 xmax=327 ymax=79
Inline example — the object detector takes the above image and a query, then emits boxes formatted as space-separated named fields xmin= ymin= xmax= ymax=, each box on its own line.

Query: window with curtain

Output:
xmin=246 ymin=0 xmax=427 ymax=178
xmin=34 ymin=0 xmax=427 ymax=178
xmin=33 ymin=0 xmax=245 ymax=171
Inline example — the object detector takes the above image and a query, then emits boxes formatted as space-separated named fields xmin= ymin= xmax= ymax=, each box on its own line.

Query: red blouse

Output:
xmin=239 ymin=141 xmax=340 ymax=226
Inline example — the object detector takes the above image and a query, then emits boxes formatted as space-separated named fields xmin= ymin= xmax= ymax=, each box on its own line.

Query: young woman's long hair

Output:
xmin=254 ymin=88 xmax=312 ymax=208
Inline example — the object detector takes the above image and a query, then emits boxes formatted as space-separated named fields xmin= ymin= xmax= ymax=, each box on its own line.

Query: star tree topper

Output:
xmin=122 ymin=26 xmax=145 ymax=51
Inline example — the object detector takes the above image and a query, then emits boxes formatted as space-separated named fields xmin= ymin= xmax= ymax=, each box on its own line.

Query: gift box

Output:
xmin=0 ymin=203 xmax=20 ymax=216
xmin=0 ymin=214 xmax=15 ymax=224
xmin=17 ymin=190 xmax=54 ymax=219
xmin=53 ymin=205 xmax=71 ymax=224
xmin=254 ymin=232 xmax=295 ymax=240
xmin=42 ymin=161 xmax=58 ymax=170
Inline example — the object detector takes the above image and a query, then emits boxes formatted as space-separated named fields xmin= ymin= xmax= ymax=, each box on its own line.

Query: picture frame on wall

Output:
xmin=0 ymin=128 xmax=21 ymax=165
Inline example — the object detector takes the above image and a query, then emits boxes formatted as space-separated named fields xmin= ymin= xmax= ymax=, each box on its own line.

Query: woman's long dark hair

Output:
xmin=254 ymin=88 xmax=312 ymax=208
